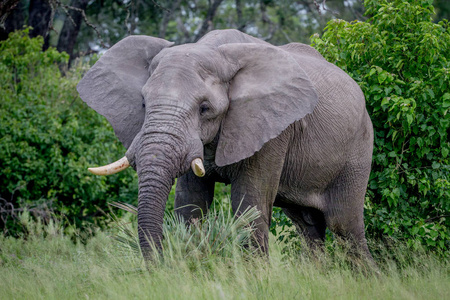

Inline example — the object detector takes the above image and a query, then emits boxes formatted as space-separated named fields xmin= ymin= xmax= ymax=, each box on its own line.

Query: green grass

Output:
xmin=0 ymin=204 xmax=449 ymax=300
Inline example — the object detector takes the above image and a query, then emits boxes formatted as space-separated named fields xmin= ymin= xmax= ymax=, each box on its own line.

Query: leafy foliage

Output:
xmin=0 ymin=29 xmax=138 ymax=235
xmin=311 ymin=0 xmax=450 ymax=253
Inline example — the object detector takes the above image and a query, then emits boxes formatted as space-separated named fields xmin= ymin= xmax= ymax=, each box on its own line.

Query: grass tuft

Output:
xmin=109 ymin=201 xmax=261 ymax=272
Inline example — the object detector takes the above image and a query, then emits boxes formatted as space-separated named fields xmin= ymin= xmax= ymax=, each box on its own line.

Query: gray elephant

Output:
xmin=77 ymin=29 xmax=374 ymax=259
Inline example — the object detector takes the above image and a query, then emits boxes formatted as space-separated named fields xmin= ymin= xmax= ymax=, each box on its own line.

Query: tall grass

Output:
xmin=110 ymin=201 xmax=261 ymax=270
xmin=0 ymin=204 xmax=449 ymax=299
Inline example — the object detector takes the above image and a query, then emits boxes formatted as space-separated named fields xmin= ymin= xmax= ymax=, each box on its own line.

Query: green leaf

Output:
xmin=432 ymin=162 xmax=440 ymax=169
xmin=417 ymin=137 xmax=424 ymax=148
xmin=406 ymin=114 xmax=413 ymax=126
xmin=378 ymin=71 xmax=388 ymax=84
xmin=430 ymin=230 xmax=438 ymax=239
xmin=443 ymin=93 xmax=450 ymax=108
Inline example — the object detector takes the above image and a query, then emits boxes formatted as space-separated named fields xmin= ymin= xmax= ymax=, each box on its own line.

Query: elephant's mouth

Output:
xmin=87 ymin=155 xmax=205 ymax=177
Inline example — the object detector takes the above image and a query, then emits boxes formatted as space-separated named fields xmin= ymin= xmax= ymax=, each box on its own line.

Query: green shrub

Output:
xmin=311 ymin=0 xmax=450 ymax=253
xmin=0 ymin=29 xmax=138 ymax=235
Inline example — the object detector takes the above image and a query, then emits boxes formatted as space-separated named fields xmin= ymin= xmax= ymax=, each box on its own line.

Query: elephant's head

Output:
xmin=77 ymin=29 xmax=318 ymax=256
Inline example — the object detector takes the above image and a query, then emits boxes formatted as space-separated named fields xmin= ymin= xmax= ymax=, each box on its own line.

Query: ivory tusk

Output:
xmin=88 ymin=156 xmax=130 ymax=176
xmin=191 ymin=158 xmax=205 ymax=177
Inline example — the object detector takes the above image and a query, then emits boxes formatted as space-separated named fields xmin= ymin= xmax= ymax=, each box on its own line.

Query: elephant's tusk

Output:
xmin=191 ymin=158 xmax=205 ymax=177
xmin=88 ymin=156 xmax=130 ymax=175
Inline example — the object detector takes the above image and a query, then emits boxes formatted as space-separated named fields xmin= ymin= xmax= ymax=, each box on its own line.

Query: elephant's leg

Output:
xmin=231 ymin=182 xmax=277 ymax=254
xmin=282 ymin=206 xmax=326 ymax=249
xmin=324 ymin=163 xmax=373 ymax=261
xmin=230 ymin=137 xmax=289 ymax=254
xmin=174 ymin=170 xmax=215 ymax=221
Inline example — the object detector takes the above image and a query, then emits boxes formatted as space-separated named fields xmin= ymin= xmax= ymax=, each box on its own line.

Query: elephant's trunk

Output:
xmin=136 ymin=141 xmax=179 ymax=257
xmin=134 ymin=107 xmax=203 ymax=257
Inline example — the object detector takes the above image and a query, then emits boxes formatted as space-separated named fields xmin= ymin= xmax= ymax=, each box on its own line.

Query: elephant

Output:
xmin=77 ymin=29 xmax=374 ymax=260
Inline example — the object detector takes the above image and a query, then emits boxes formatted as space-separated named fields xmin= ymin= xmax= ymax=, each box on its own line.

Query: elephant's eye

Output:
xmin=199 ymin=102 xmax=209 ymax=115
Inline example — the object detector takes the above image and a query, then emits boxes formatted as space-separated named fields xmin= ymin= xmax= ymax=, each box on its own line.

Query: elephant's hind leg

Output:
xmin=323 ymin=162 xmax=373 ymax=262
xmin=282 ymin=206 xmax=326 ymax=249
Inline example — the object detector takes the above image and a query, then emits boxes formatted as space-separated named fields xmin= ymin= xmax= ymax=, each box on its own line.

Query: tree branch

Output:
xmin=424 ymin=215 xmax=450 ymax=223
xmin=52 ymin=0 xmax=107 ymax=48
xmin=0 ymin=0 xmax=20 ymax=28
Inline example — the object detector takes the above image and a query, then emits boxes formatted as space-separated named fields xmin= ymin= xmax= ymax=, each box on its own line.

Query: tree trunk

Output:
xmin=158 ymin=0 xmax=182 ymax=39
xmin=194 ymin=0 xmax=224 ymax=42
xmin=28 ymin=0 xmax=51 ymax=50
xmin=235 ymin=0 xmax=246 ymax=31
xmin=0 ymin=0 xmax=25 ymax=41
xmin=56 ymin=0 xmax=89 ymax=65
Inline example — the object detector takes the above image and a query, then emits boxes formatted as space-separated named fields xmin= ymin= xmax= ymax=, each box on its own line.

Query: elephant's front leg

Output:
xmin=174 ymin=170 xmax=215 ymax=221
xmin=230 ymin=137 xmax=289 ymax=254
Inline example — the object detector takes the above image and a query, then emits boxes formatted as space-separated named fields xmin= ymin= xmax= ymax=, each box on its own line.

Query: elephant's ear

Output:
xmin=77 ymin=36 xmax=173 ymax=149
xmin=215 ymin=43 xmax=318 ymax=167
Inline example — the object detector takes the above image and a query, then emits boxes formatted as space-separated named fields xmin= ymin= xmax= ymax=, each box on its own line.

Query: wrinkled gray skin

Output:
xmin=77 ymin=29 xmax=374 ymax=259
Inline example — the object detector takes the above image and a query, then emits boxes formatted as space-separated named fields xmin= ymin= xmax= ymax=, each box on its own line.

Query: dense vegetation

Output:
xmin=2 ymin=0 xmax=449 ymax=65
xmin=0 ymin=29 xmax=138 ymax=234
xmin=311 ymin=0 xmax=450 ymax=253
xmin=1 ymin=0 xmax=367 ymax=61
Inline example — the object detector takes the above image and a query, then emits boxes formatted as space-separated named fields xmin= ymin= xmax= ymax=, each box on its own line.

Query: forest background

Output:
xmin=1 ymin=0 xmax=449 ymax=256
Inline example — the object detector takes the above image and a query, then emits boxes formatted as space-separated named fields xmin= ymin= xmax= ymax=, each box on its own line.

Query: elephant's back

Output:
xmin=281 ymin=44 xmax=369 ymax=153
xmin=198 ymin=29 xmax=270 ymax=47
xmin=279 ymin=43 xmax=367 ymax=125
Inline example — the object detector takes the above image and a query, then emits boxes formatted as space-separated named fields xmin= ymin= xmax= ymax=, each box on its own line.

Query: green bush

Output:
xmin=311 ymin=0 xmax=450 ymax=253
xmin=0 ymin=29 xmax=138 ymax=235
